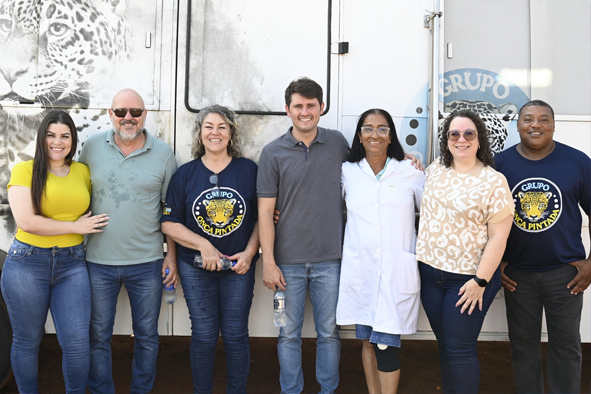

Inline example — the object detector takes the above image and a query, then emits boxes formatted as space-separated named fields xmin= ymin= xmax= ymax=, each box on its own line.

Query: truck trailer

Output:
xmin=0 ymin=0 xmax=590 ymax=386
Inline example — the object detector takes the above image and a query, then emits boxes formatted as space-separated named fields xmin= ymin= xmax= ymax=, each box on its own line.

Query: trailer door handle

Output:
xmin=331 ymin=42 xmax=349 ymax=55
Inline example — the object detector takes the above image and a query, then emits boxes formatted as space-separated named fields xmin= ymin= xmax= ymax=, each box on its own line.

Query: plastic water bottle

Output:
xmin=163 ymin=268 xmax=177 ymax=304
xmin=273 ymin=288 xmax=286 ymax=327
xmin=194 ymin=252 xmax=236 ymax=270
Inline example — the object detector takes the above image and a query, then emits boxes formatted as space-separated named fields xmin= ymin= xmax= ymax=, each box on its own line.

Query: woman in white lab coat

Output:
xmin=336 ymin=108 xmax=424 ymax=394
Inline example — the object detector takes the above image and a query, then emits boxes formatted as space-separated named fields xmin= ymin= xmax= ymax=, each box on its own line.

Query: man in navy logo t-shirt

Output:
xmin=495 ymin=100 xmax=591 ymax=394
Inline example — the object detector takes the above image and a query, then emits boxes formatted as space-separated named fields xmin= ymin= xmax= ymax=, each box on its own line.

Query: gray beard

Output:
xmin=114 ymin=127 xmax=144 ymax=141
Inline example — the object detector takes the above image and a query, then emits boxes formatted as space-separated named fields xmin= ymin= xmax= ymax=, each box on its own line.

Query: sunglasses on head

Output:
xmin=209 ymin=174 xmax=220 ymax=194
xmin=111 ymin=108 xmax=145 ymax=118
xmin=447 ymin=129 xmax=478 ymax=142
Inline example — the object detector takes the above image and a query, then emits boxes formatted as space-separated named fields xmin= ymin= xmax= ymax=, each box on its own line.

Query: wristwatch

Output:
xmin=473 ymin=275 xmax=488 ymax=287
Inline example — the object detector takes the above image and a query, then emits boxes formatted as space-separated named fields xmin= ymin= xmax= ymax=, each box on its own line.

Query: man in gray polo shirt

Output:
xmin=78 ymin=88 xmax=178 ymax=394
xmin=258 ymin=77 xmax=349 ymax=394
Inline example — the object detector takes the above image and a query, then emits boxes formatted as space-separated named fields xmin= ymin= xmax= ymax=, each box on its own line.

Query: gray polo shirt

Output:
xmin=79 ymin=129 xmax=177 ymax=265
xmin=257 ymin=126 xmax=349 ymax=265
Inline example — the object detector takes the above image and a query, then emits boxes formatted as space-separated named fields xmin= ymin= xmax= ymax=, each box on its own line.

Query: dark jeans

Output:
xmin=419 ymin=262 xmax=501 ymax=394
xmin=87 ymin=260 xmax=164 ymax=394
xmin=179 ymin=260 xmax=256 ymax=394
xmin=504 ymin=264 xmax=582 ymax=394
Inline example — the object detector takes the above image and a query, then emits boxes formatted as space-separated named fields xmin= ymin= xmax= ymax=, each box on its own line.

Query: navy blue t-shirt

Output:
xmin=161 ymin=157 xmax=258 ymax=265
xmin=495 ymin=142 xmax=591 ymax=272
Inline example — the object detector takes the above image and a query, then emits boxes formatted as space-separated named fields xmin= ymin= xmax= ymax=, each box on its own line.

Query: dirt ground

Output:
xmin=0 ymin=335 xmax=589 ymax=393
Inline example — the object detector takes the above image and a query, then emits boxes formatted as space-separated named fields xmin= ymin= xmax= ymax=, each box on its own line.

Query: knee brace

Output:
xmin=372 ymin=343 xmax=400 ymax=372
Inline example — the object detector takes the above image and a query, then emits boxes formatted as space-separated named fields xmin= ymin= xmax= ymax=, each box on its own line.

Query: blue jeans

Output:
xmin=278 ymin=260 xmax=341 ymax=394
xmin=0 ymin=239 xmax=90 ymax=394
xmin=355 ymin=325 xmax=401 ymax=348
xmin=419 ymin=262 xmax=501 ymax=394
xmin=179 ymin=260 xmax=256 ymax=394
xmin=87 ymin=260 xmax=163 ymax=394
xmin=504 ymin=264 xmax=582 ymax=394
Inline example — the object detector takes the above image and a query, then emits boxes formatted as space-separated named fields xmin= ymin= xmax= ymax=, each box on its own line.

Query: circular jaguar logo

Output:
xmin=511 ymin=178 xmax=562 ymax=233
xmin=192 ymin=187 xmax=246 ymax=238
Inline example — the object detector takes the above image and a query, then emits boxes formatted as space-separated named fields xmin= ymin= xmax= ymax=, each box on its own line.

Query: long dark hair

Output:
xmin=32 ymin=110 xmax=78 ymax=215
xmin=347 ymin=108 xmax=405 ymax=163
xmin=439 ymin=110 xmax=494 ymax=168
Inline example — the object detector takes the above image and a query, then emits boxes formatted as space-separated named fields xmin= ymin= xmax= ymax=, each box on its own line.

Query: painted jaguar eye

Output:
xmin=48 ymin=22 xmax=70 ymax=37
xmin=0 ymin=17 xmax=11 ymax=34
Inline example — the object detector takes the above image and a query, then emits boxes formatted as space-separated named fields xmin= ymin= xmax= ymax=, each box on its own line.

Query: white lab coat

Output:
xmin=336 ymin=158 xmax=425 ymax=335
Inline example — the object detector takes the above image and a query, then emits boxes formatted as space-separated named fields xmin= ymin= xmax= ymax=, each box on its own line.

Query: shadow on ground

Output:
xmin=0 ymin=335 xmax=589 ymax=393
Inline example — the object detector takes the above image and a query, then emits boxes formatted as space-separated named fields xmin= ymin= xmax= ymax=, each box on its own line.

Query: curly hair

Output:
xmin=191 ymin=105 xmax=243 ymax=159
xmin=439 ymin=110 xmax=494 ymax=168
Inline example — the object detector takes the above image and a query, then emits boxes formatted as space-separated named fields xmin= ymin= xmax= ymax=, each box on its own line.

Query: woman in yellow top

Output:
xmin=0 ymin=110 xmax=108 ymax=394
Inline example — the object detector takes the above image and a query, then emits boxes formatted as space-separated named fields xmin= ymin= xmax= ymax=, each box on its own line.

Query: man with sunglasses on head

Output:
xmin=495 ymin=100 xmax=591 ymax=394
xmin=78 ymin=88 xmax=178 ymax=394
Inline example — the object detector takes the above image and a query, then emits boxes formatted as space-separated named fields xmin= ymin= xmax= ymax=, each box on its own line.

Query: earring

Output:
xmin=228 ymin=139 xmax=234 ymax=148
xmin=198 ymin=138 xmax=202 ymax=146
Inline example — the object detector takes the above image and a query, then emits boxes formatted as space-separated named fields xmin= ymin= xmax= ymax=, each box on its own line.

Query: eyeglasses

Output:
xmin=111 ymin=108 xmax=145 ymax=118
xmin=209 ymin=174 xmax=220 ymax=194
xmin=448 ymin=129 xmax=478 ymax=141
xmin=361 ymin=127 xmax=390 ymax=137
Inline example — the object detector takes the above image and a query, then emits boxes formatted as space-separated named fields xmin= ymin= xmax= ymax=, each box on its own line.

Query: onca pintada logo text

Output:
xmin=192 ymin=187 xmax=245 ymax=238
xmin=512 ymin=178 xmax=562 ymax=233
